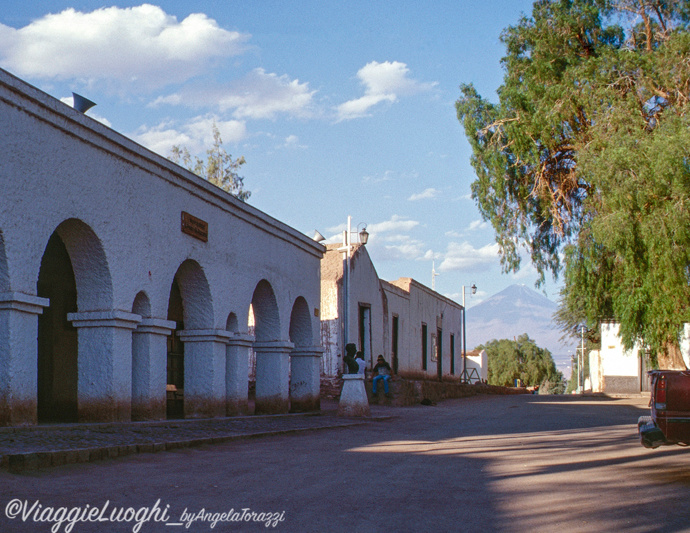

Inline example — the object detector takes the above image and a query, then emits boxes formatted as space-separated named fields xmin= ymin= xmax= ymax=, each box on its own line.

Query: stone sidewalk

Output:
xmin=0 ymin=401 xmax=390 ymax=473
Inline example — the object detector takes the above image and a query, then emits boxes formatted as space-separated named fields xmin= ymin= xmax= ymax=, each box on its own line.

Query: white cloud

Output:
xmin=468 ymin=219 xmax=488 ymax=231
xmin=336 ymin=61 xmax=436 ymax=120
xmin=151 ymin=68 xmax=316 ymax=120
xmin=219 ymin=69 xmax=315 ymax=119
xmin=408 ymin=187 xmax=440 ymax=201
xmin=438 ymin=241 xmax=500 ymax=272
xmin=0 ymin=5 xmax=248 ymax=91
xmin=336 ymin=93 xmax=396 ymax=121
xmin=357 ymin=60 xmax=433 ymax=97
xmin=362 ymin=170 xmax=394 ymax=184
xmin=324 ymin=215 xmax=425 ymax=259
xmin=368 ymin=214 xmax=419 ymax=234
xmin=368 ymin=216 xmax=432 ymax=261
xmin=327 ymin=215 xmax=420 ymax=237
xmin=377 ymin=240 xmax=429 ymax=261
xmin=131 ymin=116 xmax=247 ymax=157
xmin=283 ymin=135 xmax=307 ymax=149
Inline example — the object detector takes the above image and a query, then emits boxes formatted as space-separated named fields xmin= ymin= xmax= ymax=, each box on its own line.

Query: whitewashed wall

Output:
xmin=387 ymin=279 xmax=464 ymax=379
xmin=599 ymin=323 xmax=641 ymax=376
xmin=0 ymin=67 xmax=324 ymax=424
xmin=466 ymin=349 xmax=488 ymax=382
xmin=320 ymin=247 xmax=465 ymax=379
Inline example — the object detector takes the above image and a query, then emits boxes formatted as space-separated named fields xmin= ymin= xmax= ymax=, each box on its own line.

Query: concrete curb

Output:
xmin=1 ymin=416 xmax=390 ymax=473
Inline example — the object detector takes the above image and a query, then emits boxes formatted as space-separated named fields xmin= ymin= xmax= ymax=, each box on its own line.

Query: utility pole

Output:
xmin=460 ymin=283 xmax=477 ymax=383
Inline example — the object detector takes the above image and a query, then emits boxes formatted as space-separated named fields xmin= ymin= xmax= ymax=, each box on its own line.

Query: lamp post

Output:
xmin=461 ymin=283 xmax=477 ymax=383
xmin=338 ymin=216 xmax=368 ymax=349
xmin=579 ymin=324 xmax=585 ymax=394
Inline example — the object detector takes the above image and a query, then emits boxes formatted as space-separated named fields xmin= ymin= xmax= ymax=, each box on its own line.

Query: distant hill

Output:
xmin=465 ymin=284 xmax=575 ymax=374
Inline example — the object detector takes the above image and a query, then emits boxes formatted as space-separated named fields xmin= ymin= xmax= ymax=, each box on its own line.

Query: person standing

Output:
xmin=355 ymin=351 xmax=366 ymax=375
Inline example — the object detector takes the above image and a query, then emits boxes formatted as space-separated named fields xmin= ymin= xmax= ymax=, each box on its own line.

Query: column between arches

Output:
xmin=177 ymin=329 xmax=231 ymax=418
xmin=226 ymin=333 xmax=254 ymax=416
xmin=132 ymin=318 xmax=176 ymax=421
xmin=290 ymin=346 xmax=324 ymax=413
xmin=0 ymin=292 xmax=49 ymax=426
xmin=254 ymin=340 xmax=294 ymax=415
xmin=68 ymin=310 xmax=141 ymax=422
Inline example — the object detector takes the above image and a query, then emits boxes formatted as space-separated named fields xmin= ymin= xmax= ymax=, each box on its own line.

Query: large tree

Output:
xmin=170 ymin=123 xmax=250 ymax=202
xmin=480 ymin=334 xmax=564 ymax=391
xmin=457 ymin=0 xmax=690 ymax=368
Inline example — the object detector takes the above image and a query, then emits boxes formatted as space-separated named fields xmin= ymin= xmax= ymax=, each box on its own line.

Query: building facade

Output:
xmin=0 ymin=67 xmax=324 ymax=426
xmin=589 ymin=322 xmax=649 ymax=394
xmin=589 ymin=322 xmax=690 ymax=394
xmin=320 ymin=244 xmax=471 ymax=380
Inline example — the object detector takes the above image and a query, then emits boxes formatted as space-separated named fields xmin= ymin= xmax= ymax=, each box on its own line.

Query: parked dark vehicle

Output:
xmin=638 ymin=370 xmax=690 ymax=448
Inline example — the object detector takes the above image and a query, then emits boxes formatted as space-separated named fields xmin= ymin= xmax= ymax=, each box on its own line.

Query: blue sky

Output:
xmin=0 ymin=0 xmax=564 ymax=309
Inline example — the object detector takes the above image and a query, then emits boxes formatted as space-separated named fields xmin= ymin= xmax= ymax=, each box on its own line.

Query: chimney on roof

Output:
xmin=72 ymin=93 xmax=96 ymax=113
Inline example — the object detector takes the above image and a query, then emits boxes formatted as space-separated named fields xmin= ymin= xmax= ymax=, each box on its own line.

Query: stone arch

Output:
xmin=288 ymin=297 xmax=321 ymax=413
xmin=289 ymin=297 xmax=312 ymax=348
xmin=132 ymin=291 xmax=152 ymax=318
xmin=250 ymin=280 xmax=280 ymax=342
xmin=226 ymin=312 xmax=239 ymax=333
xmin=166 ymin=260 xmax=213 ymax=418
xmin=36 ymin=220 xmax=112 ymax=422
xmin=53 ymin=218 xmax=113 ymax=311
xmin=171 ymin=260 xmax=213 ymax=330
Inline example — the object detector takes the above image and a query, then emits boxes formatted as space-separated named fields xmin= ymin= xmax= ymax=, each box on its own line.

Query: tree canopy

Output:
xmin=479 ymin=334 xmax=564 ymax=392
xmin=457 ymin=0 xmax=690 ymax=368
xmin=170 ymin=123 xmax=250 ymax=202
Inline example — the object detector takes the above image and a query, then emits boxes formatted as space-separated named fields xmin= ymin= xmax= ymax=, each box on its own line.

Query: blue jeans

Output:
xmin=372 ymin=375 xmax=391 ymax=394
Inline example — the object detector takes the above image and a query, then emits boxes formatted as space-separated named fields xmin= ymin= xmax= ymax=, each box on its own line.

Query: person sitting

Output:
xmin=372 ymin=355 xmax=392 ymax=397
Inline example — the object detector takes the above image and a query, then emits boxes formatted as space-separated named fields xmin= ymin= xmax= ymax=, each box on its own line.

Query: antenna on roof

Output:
xmin=432 ymin=261 xmax=439 ymax=291
xmin=72 ymin=93 xmax=96 ymax=113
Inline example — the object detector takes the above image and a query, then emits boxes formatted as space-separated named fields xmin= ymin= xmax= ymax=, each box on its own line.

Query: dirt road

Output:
xmin=1 ymin=394 xmax=686 ymax=532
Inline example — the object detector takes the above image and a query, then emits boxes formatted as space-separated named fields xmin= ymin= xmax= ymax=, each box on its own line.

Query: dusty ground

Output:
xmin=0 ymin=394 xmax=687 ymax=532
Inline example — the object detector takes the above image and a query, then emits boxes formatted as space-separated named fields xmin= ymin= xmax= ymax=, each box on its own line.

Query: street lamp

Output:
xmin=358 ymin=224 xmax=369 ymax=245
xmin=461 ymin=283 xmax=477 ymax=384
xmin=578 ymin=324 xmax=585 ymax=394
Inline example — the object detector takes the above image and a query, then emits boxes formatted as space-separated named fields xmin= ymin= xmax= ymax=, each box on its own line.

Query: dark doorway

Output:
xmin=359 ymin=304 xmax=371 ymax=365
xmin=437 ymin=328 xmax=443 ymax=380
xmin=37 ymin=232 xmax=78 ymax=423
xmin=391 ymin=315 xmax=399 ymax=374
xmin=422 ymin=323 xmax=428 ymax=371
xmin=450 ymin=334 xmax=456 ymax=375
xmin=166 ymin=279 xmax=184 ymax=419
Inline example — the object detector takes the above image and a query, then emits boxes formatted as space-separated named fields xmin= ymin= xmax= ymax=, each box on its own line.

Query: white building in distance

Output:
xmin=590 ymin=322 xmax=690 ymax=394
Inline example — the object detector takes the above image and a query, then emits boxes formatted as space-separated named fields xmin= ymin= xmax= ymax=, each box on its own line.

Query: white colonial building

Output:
xmin=589 ymin=322 xmax=690 ymax=394
xmin=0 ymin=67 xmax=324 ymax=426
xmin=320 ymin=244 xmax=473 ymax=380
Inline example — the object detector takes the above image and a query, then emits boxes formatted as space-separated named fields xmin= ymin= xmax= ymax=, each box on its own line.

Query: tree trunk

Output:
xmin=657 ymin=340 xmax=688 ymax=370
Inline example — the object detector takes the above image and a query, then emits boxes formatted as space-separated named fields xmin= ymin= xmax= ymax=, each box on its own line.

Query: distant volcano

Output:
xmin=464 ymin=284 xmax=575 ymax=374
